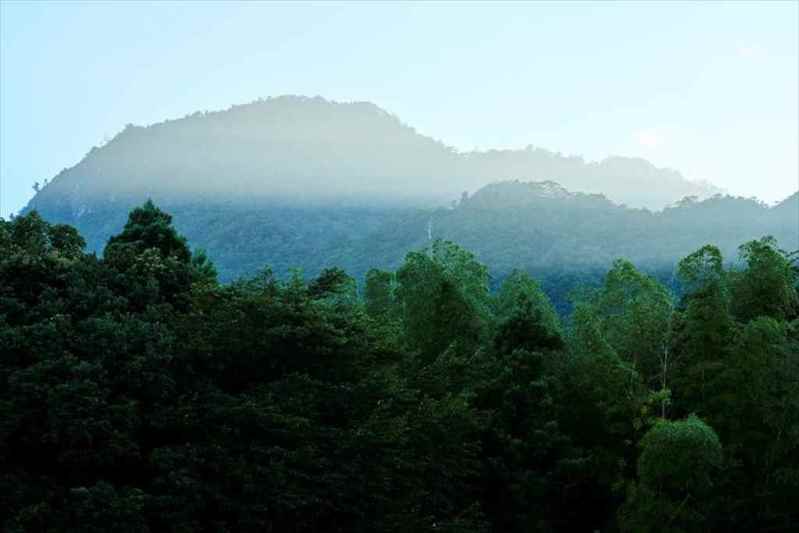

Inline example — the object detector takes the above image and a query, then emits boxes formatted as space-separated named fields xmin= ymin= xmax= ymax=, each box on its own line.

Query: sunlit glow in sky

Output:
xmin=1 ymin=0 xmax=797 ymax=217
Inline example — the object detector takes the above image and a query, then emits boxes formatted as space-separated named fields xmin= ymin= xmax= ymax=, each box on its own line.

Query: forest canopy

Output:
xmin=1 ymin=202 xmax=798 ymax=532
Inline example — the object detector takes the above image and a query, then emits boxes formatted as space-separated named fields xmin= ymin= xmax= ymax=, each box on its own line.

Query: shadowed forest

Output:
xmin=2 ymin=202 xmax=797 ymax=532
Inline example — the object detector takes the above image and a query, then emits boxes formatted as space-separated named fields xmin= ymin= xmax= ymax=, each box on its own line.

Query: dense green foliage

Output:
xmin=2 ymin=203 xmax=798 ymax=532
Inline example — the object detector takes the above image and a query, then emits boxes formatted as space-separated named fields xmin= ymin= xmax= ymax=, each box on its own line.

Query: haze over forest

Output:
xmin=17 ymin=95 xmax=799 ymax=313
xmin=28 ymin=95 xmax=723 ymax=211
xmin=2 ymin=3 xmax=799 ymax=532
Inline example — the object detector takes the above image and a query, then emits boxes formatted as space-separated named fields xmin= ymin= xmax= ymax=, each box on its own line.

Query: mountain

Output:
xmin=26 ymin=95 xmax=718 ymax=217
xmin=20 ymin=96 xmax=796 ymax=310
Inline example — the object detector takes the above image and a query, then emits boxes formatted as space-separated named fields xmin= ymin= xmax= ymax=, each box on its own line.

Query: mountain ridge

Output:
xmin=21 ymin=178 xmax=797 ymax=296
xmin=18 ymin=96 xmax=796 ymax=312
xmin=26 ymin=95 xmax=723 ymax=215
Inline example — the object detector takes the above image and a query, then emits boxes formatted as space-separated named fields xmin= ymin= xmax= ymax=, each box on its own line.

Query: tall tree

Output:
xmin=103 ymin=200 xmax=195 ymax=309
xmin=672 ymin=245 xmax=734 ymax=417
xmin=395 ymin=240 xmax=489 ymax=358
xmin=571 ymin=259 xmax=674 ymax=392
xmin=619 ymin=415 xmax=723 ymax=533
xmin=730 ymin=236 xmax=798 ymax=323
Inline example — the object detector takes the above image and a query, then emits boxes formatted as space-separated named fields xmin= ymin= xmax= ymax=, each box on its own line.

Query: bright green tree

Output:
xmin=619 ymin=415 xmax=723 ymax=533
xmin=395 ymin=240 xmax=490 ymax=358
xmin=730 ymin=236 xmax=798 ymax=322
xmin=672 ymin=245 xmax=734 ymax=417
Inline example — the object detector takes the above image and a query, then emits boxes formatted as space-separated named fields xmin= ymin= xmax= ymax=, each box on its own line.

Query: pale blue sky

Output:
xmin=1 ymin=0 xmax=797 ymax=217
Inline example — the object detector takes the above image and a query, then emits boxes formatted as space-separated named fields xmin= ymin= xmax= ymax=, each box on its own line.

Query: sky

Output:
xmin=1 ymin=0 xmax=797 ymax=217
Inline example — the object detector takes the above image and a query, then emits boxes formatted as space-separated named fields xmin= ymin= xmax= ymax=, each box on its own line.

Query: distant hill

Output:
xmin=23 ymin=177 xmax=798 ymax=313
xmin=20 ymin=96 xmax=796 ymax=310
xmin=26 ymin=95 xmax=719 ymax=216
xmin=360 ymin=181 xmax=798 ymax=275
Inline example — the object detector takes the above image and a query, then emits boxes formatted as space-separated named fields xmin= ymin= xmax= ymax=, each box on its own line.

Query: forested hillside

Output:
xmin=25 ymin=179 xmax=798 ymax=313
xmin=355 ymin=181 xmax=798 ymax=292
xmin=2 ymin=203 xmax=798 ymax=532
xmin=24 ymin=95 xmax=794 ymax=313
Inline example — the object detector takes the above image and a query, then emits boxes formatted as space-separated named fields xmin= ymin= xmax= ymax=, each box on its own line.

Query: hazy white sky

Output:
xmin=1 ymin=1 xmax=797 ymax=217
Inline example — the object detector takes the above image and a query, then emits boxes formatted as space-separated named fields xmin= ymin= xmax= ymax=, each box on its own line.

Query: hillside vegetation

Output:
xmin=2 ymin=203 xmax=798 ymax=532
xmin=25 ymin=178 xmax=798 ymax=312
xmin=22 ymin=97 xmax=795 ymax=310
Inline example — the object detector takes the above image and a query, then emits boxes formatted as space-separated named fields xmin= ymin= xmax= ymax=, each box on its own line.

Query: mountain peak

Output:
xmin=28 ymin=96 xmax=720 ymax=216
xmin=462 ymin=180 xmax=617 ymax=210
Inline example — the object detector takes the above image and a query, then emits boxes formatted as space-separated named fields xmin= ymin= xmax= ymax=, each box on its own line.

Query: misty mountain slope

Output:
xmin=24 ymin=177 xmax=797 ymax=315
xmin=26 ymin=95 xmax=719 ymax=218
xmin=771 ymin=192 xmax=799 ymax=244
xmin=30 ymin=198 xmax=418 ymax=282
xmin=19 ymin=95 xmax=795 ymax=309
xmin=355 ymin=181 xmax=798 ymax=275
